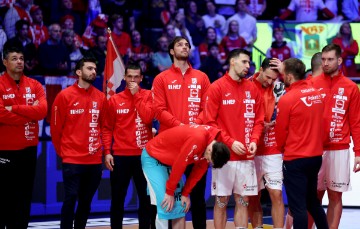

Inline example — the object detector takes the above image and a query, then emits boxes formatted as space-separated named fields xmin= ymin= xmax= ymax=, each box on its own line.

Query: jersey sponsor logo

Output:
xmin=119 ymin=103 xmax=125 ymax=106
xmin=2 ymin=94 xmax=15 ymax=99
xmin=222 ymin=99 xmax=235 ymax=105
xmin=5 ymin=88 xmax=11 ymax=92
xmin=300 ymin=88 xmax=315 ymax=93
xmin=117 ymin=109 xmax=130 ymax=114
xmin=70 ymin=109 xmax=84 ymax=114
xmin=73 ymin=102 xmax=79 ymax=106
xmin=300 ymin=94 xmax=322 ymax=107
xmin=168 ymin=84 xmax=181 ymax=90
xmin=225 ymin=93 xmax=231 ymax=97
xmin=171 ymin=80 xmax=177 ymax=83
xmin=23 ymin=94 xmax=35 ymax=98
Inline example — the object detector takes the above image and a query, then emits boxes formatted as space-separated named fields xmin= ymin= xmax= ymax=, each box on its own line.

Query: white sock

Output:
xmin=155 ymin=215 xmax=168 ymax=229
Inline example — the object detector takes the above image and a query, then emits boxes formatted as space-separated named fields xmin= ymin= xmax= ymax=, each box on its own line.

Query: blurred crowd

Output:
xmin=0 ymin=0 xmax=358 ymax=92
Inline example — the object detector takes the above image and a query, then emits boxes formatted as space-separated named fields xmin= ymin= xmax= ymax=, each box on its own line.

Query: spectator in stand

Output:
xmin=279 ymin=0 xmax=334 ymax=22
xmin=62 ymin=30 xmax=85 ymax=73
xmin=0 ymin=18 xmax=7 ymax=55
xmin=130 ymin=29 xmax=153 ymax=66
xmin=185 ymin=1 xmax=206 ymax=48
xmin=82 ymin=13 xmax=108 ymax=49
xmin=4 ymin=0 xmax=32 ymax=39
xmin=110 ymin=14 xmax=132 ymax=57
xmin=160 ymin=0 xmax=178 ymax=26
xmin=163 ymin=23 xmax=176 ymax=43
xmin=198 ymin=26 xmax=225 ymax=63
xmin=7 ymin=19 xmax=38 ymax=75
xmin=50 ymin=0 xmax=83 ymax=35
xmin=202 ymin=0 xmax=226 ymax=43
xmin=266 ymin=27 xmax=295 ymax=62
xmin=199 ymin=43 xmax=224 ymax=83
xmin=220 ymin=20 xmax=247 ymax=56
xmin=246 ymin=0 xmax=267 ymax=19
xmin=0 ymin=43 xmax=47 ymax=229
xmin=29 ymin=5 xmax=48 ymax=48
xmin=38 ymin=23 xmax=71 ymax=123
xmin=100 ymin=0 xmax=135 ymax=31
xmin=332 ymin=22 xmax=359 ymax=77
xmin=60 ymin=15 xmax=83 ymax=46
xmin=342 ymin=0 xmax=360 ymax=21
xmin=88 ymin=35 xmax=107 ymax=77
xmin=151 ymin=36 xmax=172 ymax=74
xmin=225 ymin=0 xmax=257 ymax=52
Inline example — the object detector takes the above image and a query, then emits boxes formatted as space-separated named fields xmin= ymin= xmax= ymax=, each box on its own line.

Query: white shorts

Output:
xmin=254 ymin=154 xmax=283 ymax=191
xmin=211 ymin=160 xmax=258 ymax=196
xmin=317 ymin=149 xmax=352 ymax=192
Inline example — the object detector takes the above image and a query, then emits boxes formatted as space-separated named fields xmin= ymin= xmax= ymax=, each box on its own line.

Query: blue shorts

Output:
xmin=141 ymin=149 xmax=185 ymax=220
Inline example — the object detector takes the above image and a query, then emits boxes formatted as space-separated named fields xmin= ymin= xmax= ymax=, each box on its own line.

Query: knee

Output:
xmin=215 ymin=196 xmax=229 ymax=209
xmin=327 ymin=191 xmax=342 ymax=203
xmin=269 ymin=190 xmax=283 ymax=205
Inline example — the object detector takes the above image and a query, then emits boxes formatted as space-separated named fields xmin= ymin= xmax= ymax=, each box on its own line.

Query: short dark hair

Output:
xmin=168 ymin=36 xmax=191 ymax=62
xmin=125 ymin=61 xmax=142 ymax=75
xmin=3 ymin=41 xmax=24 ymax=59
xmin=311 ymin=52 xmax=322 ymax=72
xmin=75 ymin=56 xmax=97 ymax=73
xmin=110 ymin=14 xmax=122 ymax=25
xmin=226 ymin=48 xmax=250 ymax=65
xmin=15 ymin=19 xmax=29 ymax=32
xmin=261 ymin=58 xmax=279 ymax=73
xmin=211 ymin=142 xmax=230 ymax=169
xmin=283 ymin=58 xmax=306 ymax=80
xmin=322 ymin=43 xmax=341 ymax=58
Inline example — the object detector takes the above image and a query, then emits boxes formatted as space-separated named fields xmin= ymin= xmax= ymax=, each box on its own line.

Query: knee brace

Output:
xmin=216 ymin=196 xmax=228 ymax=208
xmin=238 ymin=195 xmax=249 ymax=207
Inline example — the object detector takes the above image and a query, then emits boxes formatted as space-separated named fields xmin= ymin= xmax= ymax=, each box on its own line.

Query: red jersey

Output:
xmin=276 ymin=80 xmax=324 ymax=161
xmin=311 ymin=72 xmax=360 ymax=156
xmin=112 ymin=32 xmax=132 ymax=56
xmin=29 ymin=23 xmax=49 ymax=48
xmin=204 ymin=73 xmax=264 ymax=161
xmin=332 ymin=37 xmax=359 ymax=77
xmin=145 ymin=124 xmax=220 ymax=196
xmin=152 ymin=64 xmax=211 ymax=133
xmin=103 ymin=88 xmax=154 ymax=156
xmin=0 ymin=73 xmax=47 ymax=150
xmin=220 ymin=36 xmax=247 ymax=55
xmin=50 ymin=82 xmax=107 ymax=164
xmin=249 ymin=73 xmax=286 ymax=155
xmin=266 ymin=41 xmax=294 ymax=61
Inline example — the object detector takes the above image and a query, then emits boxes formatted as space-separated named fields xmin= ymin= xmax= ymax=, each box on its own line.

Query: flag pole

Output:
xmin=105 ymin=28 xmax=125 ymax=98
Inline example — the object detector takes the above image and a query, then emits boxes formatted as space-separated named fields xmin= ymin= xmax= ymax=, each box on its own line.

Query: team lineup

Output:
xmin=1 ymin=36 xmax=360 ymax=229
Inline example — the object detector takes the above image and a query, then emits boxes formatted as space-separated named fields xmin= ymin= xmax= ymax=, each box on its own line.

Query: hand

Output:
xmin=247 ymin=142 xmax=257 ymax=158
xmin=181 ymin=195 xmax=190 ymax=213
xmin=161 ymin=193 xmax=174 ymax=212
xmin=5 ymin=106 xmax=12 ymax=111
xmin=105 ymin=154 xmax=114 ymax=171
xmin=231 ymin=141 xmax=246 ymax=155
xmin=128 ymin=82 xmax=139 ymax=95
xmin=269 ymin=58 xmax=284 ymax=74
xmin=353 ymin=156 xmax=360 ymax=173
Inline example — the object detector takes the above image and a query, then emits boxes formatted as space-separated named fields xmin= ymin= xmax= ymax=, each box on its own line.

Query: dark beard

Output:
xmin=82 ymin=77 xmax=95 ymax=84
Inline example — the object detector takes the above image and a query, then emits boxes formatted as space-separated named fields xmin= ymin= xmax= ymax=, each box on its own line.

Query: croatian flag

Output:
xmin=103 ymin=29 xmax=124 ymax=99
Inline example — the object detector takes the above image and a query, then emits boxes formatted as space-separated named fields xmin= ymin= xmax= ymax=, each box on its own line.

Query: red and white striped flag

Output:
xmin=103 ymin=29 xmax=125 ymax=99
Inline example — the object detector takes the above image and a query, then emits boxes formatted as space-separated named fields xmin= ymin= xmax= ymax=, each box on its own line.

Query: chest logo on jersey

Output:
xmin=70 ymin=109 xmax=84 ymax=114
xmin=2 ymin=94 xmax=15 ymax=99
xmin=117 ymin=109 xmax=130 ymax=114
xmin=300 ymin=95 xmax=322 ymax=107
xmin=222 ymin=99 xmax=235 ymax=105
xmin=168 ymin=84 xmax=181 ymax=90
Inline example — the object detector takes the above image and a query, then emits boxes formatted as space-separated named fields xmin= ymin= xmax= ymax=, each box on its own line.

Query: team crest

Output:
xmin=92 ymin=101 xmax=98 ymax=109
xmin=245 ymin=91 xmax=251 ymax=99
xmin=191 ymin=78 xmax=197 ymax=84
xmin=25 ymin=87 xmax=31 ymax=94
xmin=338 ymin=88 xmax=344 ymax=96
